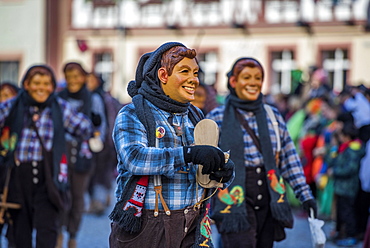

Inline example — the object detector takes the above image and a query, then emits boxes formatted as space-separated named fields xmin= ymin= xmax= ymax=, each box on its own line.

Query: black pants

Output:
xmin=89 ymin=144 xmax=115 ymax=191
xmin=337 ymin=195 xmax=357 ymax=238
xmin=355 ymin=189 xmax=370 ymax=235
xmin=59 ymin=167 xmax=91 ymax=237
xmin=9 ymin=162 xmax=59 ymax=248
xmin=58 ymin=141 xmax=93 ymax=238
xmin=219 ymin=166 xmax=275 ymax=248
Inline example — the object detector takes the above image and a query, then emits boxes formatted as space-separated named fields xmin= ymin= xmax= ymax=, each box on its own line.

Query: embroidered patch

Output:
xmin=199 ymin=203 xmax=212 ymax=247
xmin=217 ymin=185 xmax=244 ymax=213
xmin=1 ymin=126 xmax=17 ymax=157
xmin=267 ymin=169 xmax=286 ymax=203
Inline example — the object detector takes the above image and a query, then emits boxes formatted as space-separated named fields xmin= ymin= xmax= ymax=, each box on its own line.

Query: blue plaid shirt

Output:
xmin=206 ymin=105 xmax=313 ymax=203
xmin=0 ymin=97 xmax=93 ymax=163
xmin=113 ymin=101 xmax=230 ymax=210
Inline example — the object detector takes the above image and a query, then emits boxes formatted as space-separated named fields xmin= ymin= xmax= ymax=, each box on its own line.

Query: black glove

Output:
xmin=302 ymin=199 xmax=317 ymax=218
xmin=91 ymin=112 xmax=101 ymax=127
xmin=183 ymin=145 xmax=225 ymax=174
xmin=209 ymin=159 xmax=234 ymax=183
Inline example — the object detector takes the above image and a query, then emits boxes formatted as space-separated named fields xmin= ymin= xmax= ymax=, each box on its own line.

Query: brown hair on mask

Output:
xmin=231 ymin=58 xmax=265 ymax=81
xmin=160 ymin=46 xmax=197 ymax=76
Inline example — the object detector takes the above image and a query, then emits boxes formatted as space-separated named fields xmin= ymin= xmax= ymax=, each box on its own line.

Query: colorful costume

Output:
xmin=109 ymin=42 xmax=234 ymax=248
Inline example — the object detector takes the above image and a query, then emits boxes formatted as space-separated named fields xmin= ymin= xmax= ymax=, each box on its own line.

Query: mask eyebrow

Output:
xmin=177 ymin=64 xmax=199 ymax=72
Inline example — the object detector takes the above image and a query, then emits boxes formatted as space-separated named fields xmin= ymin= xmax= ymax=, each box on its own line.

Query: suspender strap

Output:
xmin=153 ymin=138 xmax=171 ymax=217
xmin=154 ymin=185 xmax=171 ymax=216
xmin=264 ymin=104 xmax=280 ymax=152
xmin=264 ymin=104 xmax=281 ymax=167
xmin=152 ymin=106 xmax=203 ymax=217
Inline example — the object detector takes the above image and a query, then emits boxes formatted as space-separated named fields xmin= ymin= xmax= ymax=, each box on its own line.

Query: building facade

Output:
xmin=1 ymin=0 xmax=370 ymax=103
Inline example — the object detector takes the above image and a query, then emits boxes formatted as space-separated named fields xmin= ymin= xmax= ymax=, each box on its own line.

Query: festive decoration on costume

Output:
xmin=123 ymin=175 xmax=149 ymax=217
xmin=217 ymin=185 xmax=244 ymax=213
xmin=199 ymin=203 xmax=212 ymax=247
xmin=156 ymin=126 xmax=165 ymax=139
xmin=267 ymin=169 xmax=286 ymax=203
xmin=32 ymin=113 xmax=40 ymax=122
xmin=58 ymin=154 xmax=68 ymax=183
xmin=174 ymin=125 xmax=183 ymax=136
xmin=0 ymin=127 xmax=17 ymax=152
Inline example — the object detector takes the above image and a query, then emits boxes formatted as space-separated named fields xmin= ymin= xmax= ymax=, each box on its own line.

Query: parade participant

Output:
xmin=0 ymin=65 xmax=92 ymax=248
xmin=0 ymin=82 xmax=19 ymax=247
xmin=207 ymin=57 xmax=316 ymax=248
xmin=192 ymin=82 xmax=219 ymax=116
xmin=57 ymin=62 xmax=107 ymax=248
xmin=0 ymin=82 xmax=19 ymax=103
xmin=86 ymin=73 xmax=123 ymax=215
xmin=340 ymin=86 xmax=370 ymax=143
xmin=326 ymin=123 xmax=365 ymax=246
xmin=108 ymin=42 xmax=234 ymax=248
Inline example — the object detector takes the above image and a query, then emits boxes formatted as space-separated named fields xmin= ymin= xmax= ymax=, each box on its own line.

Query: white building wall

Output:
xmin=63 ymin=37 xmax=92 ymax=73
xmin=70 ymin=32 xmax=370 ymax=103
xmin=352 ymin=37 xmax=370 ymax=84
xmin=63 ymin=0 xmax=370 ymax=102
xmin=0 ymin=0 xmax=46 ymax=78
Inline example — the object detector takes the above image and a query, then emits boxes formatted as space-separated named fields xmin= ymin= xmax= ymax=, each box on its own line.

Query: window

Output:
xmin=197 ymin=51 xmax=218 ymax=87
xmin=270 ymin=49 xmax=297 ymax=95
xmin=93 ymin=51 xmax=114 ymax=91
xmin=321 ymin=48 xmax=350 ymax=93
xmin=0 ymin=61 xmax=19 ymax=85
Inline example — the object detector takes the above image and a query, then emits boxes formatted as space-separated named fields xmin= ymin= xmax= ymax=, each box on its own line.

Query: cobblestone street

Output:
xmin=1 ymin=187 xmax=365 ymax=248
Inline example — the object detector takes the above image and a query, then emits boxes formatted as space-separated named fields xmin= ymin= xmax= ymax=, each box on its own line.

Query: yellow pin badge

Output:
xmin=156 ymin=126 xmax=165 ymax=139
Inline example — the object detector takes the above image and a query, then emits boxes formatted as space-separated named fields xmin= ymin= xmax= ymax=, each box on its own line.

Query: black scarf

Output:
xmin=58 ymin=84 xmax=91 ymax=116
xmin=4 ymin=89 xmax=67 ymax=192
xmin=109 ymin=42 xmax=211 ymax=247
xmin=210 ymin=94 xmax=257 ymax=233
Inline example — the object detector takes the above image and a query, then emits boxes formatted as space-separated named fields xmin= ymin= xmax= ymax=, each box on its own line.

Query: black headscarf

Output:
xmin=58 ymin=84 xmax=91 ymax=117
